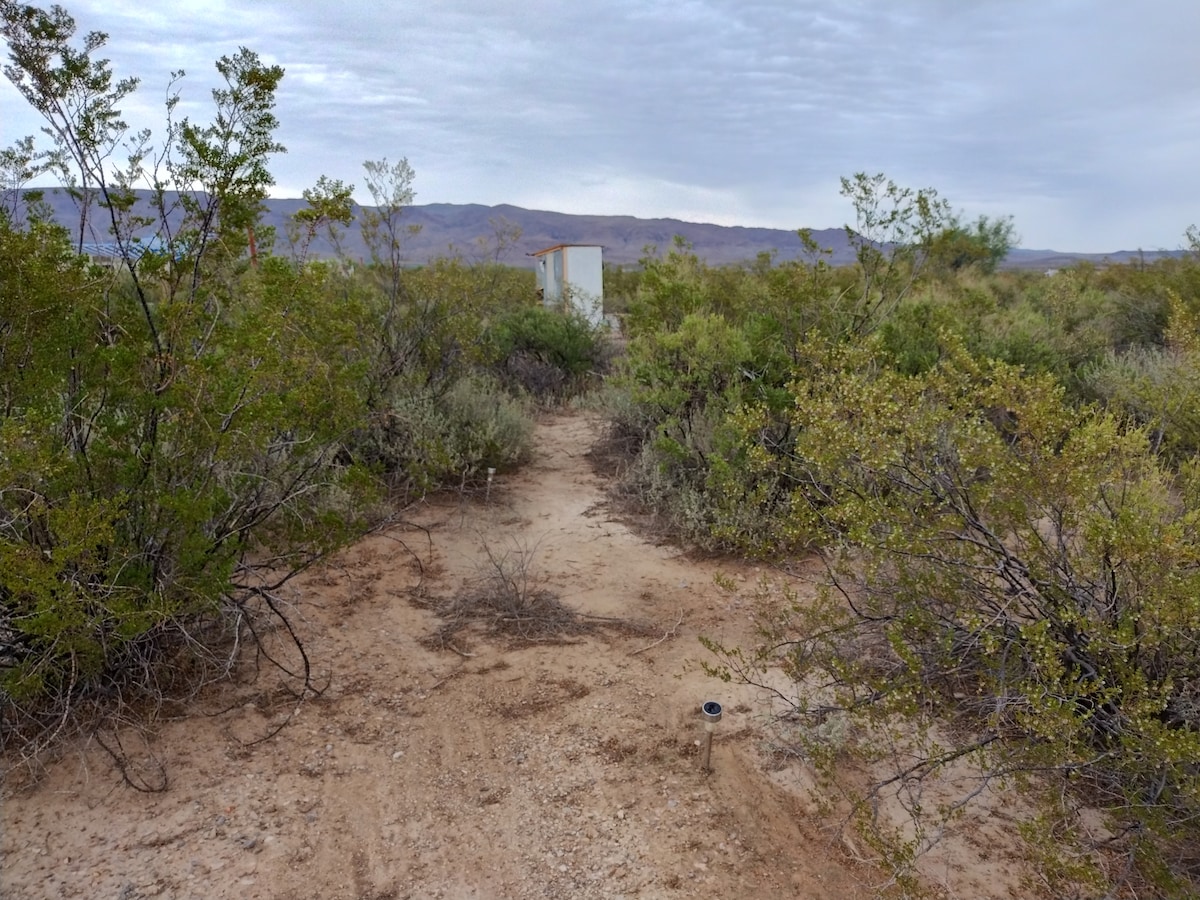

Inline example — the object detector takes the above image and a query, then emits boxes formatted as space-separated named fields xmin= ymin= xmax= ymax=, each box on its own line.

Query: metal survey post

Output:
xmin=701 ymin=701 xmax=722 ymax=771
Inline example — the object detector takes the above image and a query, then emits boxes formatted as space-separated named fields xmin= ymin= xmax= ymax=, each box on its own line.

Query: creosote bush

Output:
xmin=0 ymin=1 xmax=566 ymax=776
xmin=489 ymin=304 xmax=609 ymax=401
xmin=364 ymin=374 xmax=533 ymax=495
xmin=597 ymin=171 xmax=1200 ymax=894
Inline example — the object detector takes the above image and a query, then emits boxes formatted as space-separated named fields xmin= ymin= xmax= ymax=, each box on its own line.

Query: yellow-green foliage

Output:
xmin=0 ymin=219 xmax=375 ymax=721
xmin=706 ymin=337 xmax=1200 ymax=895
xmin=598 ymin=175 xmax=1200 ymax=893
xmin=0 ymin=1 xmax=556 ymax=767
xmin=1084 ymin=287 xmax=1200 ymax=461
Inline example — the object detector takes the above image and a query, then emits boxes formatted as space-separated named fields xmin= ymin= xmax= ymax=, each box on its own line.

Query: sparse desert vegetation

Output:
xmin=5 ymin=3 xmax=1200 ymax=897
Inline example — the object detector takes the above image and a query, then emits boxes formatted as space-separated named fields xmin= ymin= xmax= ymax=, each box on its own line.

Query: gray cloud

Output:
xmin=3 ymin=0 xmax=1198 ymax=250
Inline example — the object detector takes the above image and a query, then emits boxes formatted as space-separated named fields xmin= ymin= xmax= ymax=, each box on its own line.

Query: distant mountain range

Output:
xmin=6 ymin=189 xmax=1181 ymax=270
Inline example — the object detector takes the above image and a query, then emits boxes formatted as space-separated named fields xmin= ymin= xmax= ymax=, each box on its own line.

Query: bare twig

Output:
xmin=423 ymin=536 xmax=642 ymax=649
xmin=426 ymin=665 xmax=467 ymax=692
xmin=629 ymin=608 xmax=684 ymax=656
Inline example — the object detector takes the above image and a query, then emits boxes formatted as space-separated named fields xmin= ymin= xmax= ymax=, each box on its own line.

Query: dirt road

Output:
xmin=1 ymin=414 xmax=875 ymax=899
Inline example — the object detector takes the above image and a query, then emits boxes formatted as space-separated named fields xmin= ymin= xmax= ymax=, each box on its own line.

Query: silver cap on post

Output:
xmin=702 ymin=701 xmax=722 ymax=725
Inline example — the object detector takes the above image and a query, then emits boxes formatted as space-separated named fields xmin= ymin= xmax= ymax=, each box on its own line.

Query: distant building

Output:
xmin=79 ymin=238 xmax=167 ymax=269
xmin=530 ymin=243 xmax=603 ymax=327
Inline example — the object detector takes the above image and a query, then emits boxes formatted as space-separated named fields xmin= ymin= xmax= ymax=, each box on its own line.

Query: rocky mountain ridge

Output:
xmin=6 ymin=189 xmax=1179 ymax=269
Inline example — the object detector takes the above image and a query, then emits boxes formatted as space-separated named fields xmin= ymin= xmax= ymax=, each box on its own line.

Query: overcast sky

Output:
xmin=3 ymin=0 xmax=1198 ymax=251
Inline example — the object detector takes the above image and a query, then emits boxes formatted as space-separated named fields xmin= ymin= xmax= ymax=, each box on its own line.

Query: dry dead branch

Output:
xmin=629 ymin=608 xmax=685 ymax=656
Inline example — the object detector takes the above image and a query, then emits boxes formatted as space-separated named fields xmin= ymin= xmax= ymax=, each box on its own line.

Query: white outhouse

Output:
xmin=531 ymin=243 xmax=604 ymax=327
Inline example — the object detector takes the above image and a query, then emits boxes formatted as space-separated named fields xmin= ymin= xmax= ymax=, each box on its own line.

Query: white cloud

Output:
xmin=3 ymin=0 xmax=1199 ymax=249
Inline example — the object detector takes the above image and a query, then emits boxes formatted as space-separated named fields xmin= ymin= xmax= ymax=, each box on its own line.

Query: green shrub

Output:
xmin=0 ymin=220 xmax=373 ymax=761
xmin=600 ymin=312 xmax=804 ymax=551
xmin=705 ymin=339 xmax=1200 ymax=895
xmin=876 ymin=299 xmax=959 ymax=374
xmin=1084 ymin=291 xmax=1200 ymax=461
xmin=441 ymin=374 xmax=535 ymax=474
xmin=488 ymin=305 xmax=606 ymax=400
xmin=363 ymin=374 xmax=533 ymax=494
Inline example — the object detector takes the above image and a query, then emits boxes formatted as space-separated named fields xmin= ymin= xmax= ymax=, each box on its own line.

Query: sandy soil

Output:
xmin=0 ymin=413 xmax=1016 ymax=899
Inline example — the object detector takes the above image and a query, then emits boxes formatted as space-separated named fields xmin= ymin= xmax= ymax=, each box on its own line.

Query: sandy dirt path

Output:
xmin=1 ymin=413 xmax=879 ymax=899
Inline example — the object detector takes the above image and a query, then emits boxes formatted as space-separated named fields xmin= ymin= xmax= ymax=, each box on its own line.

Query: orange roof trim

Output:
xmin=529 ymin=243 xmax=604 ymax=256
